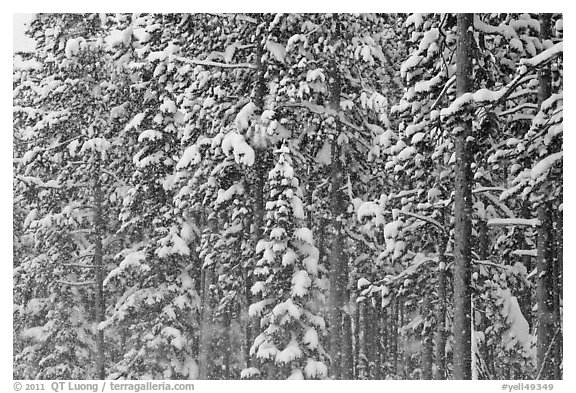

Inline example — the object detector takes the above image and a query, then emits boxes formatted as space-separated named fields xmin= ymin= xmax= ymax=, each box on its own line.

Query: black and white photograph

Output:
xmin=12 ymin=9 xmax=565 ymax=384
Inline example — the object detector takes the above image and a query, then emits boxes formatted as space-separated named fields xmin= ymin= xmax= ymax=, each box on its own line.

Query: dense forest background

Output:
xmin=13 ymin=13 xmax=563 ymax=380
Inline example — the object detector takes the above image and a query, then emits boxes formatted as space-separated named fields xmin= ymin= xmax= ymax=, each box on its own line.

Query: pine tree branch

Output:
xmin=393 ymin=209 xmax=446 ymax=233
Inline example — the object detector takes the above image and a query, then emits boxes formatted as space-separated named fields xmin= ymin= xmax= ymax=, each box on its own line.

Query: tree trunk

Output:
xmin=327 ymin=136 xmax=348 ymax=378
xmin=391 ymin=297 xmax=399 ymax=376
xmin=356 ymin=303 xmax=364 ymax=378
xmin=434 ymin=254 xmax=447 ymax=380
xmin=93 ymin=177 xmax=106 ymax=380
xmin=198 ymin=260 xmax=214 ymax=379
xmin=342 ymin=312 xmax=354 ymax=379
xmin=222 ymin=308 xmax=232 ymax=379
xmin=373 ymin=305 xmax=383 ymax=379
xmin=363 ymin=303 xmax=376 ymax=377
xmin=474 ymin=220 xmax=490 ymax=379
xmin=326 ymin=15 xmax=351 ymax=379
xmin=434 ymin=235 xmax=448 ymax=380
xmin=553 ymin=208 xmax=562 ymax=379
xmin=452 ymin=13 xmax=474 ymax=380
xmin=245 ymin=20 xmax=268 ymax=368
xmin=536 ymin=13 xmax=560 ymax=380
xmin=382 ymin=307 xmax=390 ymax=377
xmin=536 ymin=201 xmax=555 ymax=379
xmin=421 ymin=296 xmax=433 ymax=379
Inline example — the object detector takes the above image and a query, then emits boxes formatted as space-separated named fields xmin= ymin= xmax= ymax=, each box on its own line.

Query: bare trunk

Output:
xmin=198 ymin=264 xmax=214 ymax=379
xmin=93 ymin=177 xmax=106 ymax=380
xmin=434 ymin=235 xmax=448 ymax=380
xmin=536 ymin=201 xmax=555 ymax=379
xmin=327 ymin=15 xmax=351 ymax=379
xmin=223 ymin=309 xmax=232 ymax=379
xmin=434 ymin=253 xmax=447 ymax=380
xmin=474 ymin=220 xmax=490 ymax=379
xmin=382 ymin=307 xmax=390 ymax=377
xmin=391 ymin=297 xmax=399 ymax=376
xmin=328 ymin=138 xmax=347 ymax=378
xmin=356 ymin=304 xmax=364 ymax=378
xmin=453 ymin=13 xmax=474 ymax=380
xmin=372 ymin=305 xmax=382 ymax=379
xmin=342 ymin=312 xmax=354 ymax=379
xmin=536 ymin=13 xmax=560 ymax=380
xmin=360 ymin=303 xmax=376 ymax=377
xmin=553 ymin=208 xmax=562 ymax=379
xmin=421 ymin=296 xmax=433 ymax=379
xmin=245 ymin=21 xmax=268 ymax=367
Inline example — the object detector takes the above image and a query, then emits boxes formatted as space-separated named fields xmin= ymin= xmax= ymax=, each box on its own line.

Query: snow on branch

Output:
xmin=530 ymin=152 xmax=562 ymax=180
xmin=279 ymin=101 xmax=337 ymax=116
xmin=472 ymin=187 xmax=507 ymax=194
xmin=16 ymin=175 xmax=61 ymax=189
xmin=208 ymin=13 xmax=258 ymax=24
xmin=480 ymin=192 xmax=516 ymax=219
xmin=512 ymin=249 xmax=537 ymax=257
xmin=393 ymin=209 xmax=446 ymax=233
xmin=57 ymin=280 xmax=95 ymax=286
xmin=441 ymin=41 xmax=562 ymax=120
xmin=61 ymin=263 xmax=97 ymax=269
xmin=520 ymin=42 xmax=563 ymax=68
xmin=487 ymin=218 xmax=540 ymax=227
xmin=496 ymin=102 xmax=539 ymax=117
xmin=185 ymin=58 xmax=257 ymax=70
xmin=474 ymin=15 xmax=519 ymax=40
xmin=389 ymin=189 xmax=420 ymax=199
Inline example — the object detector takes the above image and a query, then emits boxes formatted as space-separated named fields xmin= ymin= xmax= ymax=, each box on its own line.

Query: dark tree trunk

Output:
xmin=536 ymin=201 xmax=555 ymax=379
xmin=245 ymin=20 xmax=268 ymax=368
xmin=356 ymin=303 xmax=363 ymax=378
xmin=536 ymin=13 xmax=560 ymax=380
xmin=434 ymin=241 xmax=447 ymax=380
xmin=553 ymin=208 xmax=563 ymax=379
xmin=434 ymin=267 xmax=447 ymax=379
xmin=421 ymin=295 xmax=433 ymax=379
xmin=198 ymin=263 xmax=214 ymax=379
xmin=474 ymin=220 xmax=490 ymax=379
xmin=398 ymin=302 xmax=406 ymax=378
xmin=342 ymin=312 xmax=354 ymax=379
xmin=363 ymin=303 xmax=376 ymax=376
xmin=222 ymin=308 xmax=232 ymax=379
xmin=391 ymin=297 xmax=399 ymax=376
xmin=477 ymin=220 xmax=489 ymax=260
xmin=453 ymin=12 xmax=474 ymax=380
xmin=381 ymin=307 xmax=390 ymax=377
xmin=373 ymin=305 xmax=383 ymax=379
xmin=327 ymin=139 xmax=348 ymax=378
xmin=326 ymin=15 xmax=352 ymax=379
xmin=93 ymin=177 xmax=106 ymax=380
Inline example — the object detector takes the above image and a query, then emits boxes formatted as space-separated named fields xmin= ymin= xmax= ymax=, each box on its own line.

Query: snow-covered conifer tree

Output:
xmin=245 ymin=145 xmax=327 ymax=379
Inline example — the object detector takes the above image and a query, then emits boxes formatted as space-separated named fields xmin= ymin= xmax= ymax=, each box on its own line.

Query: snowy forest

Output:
xmin=13 ymin=13 xmax=563 ymax=380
